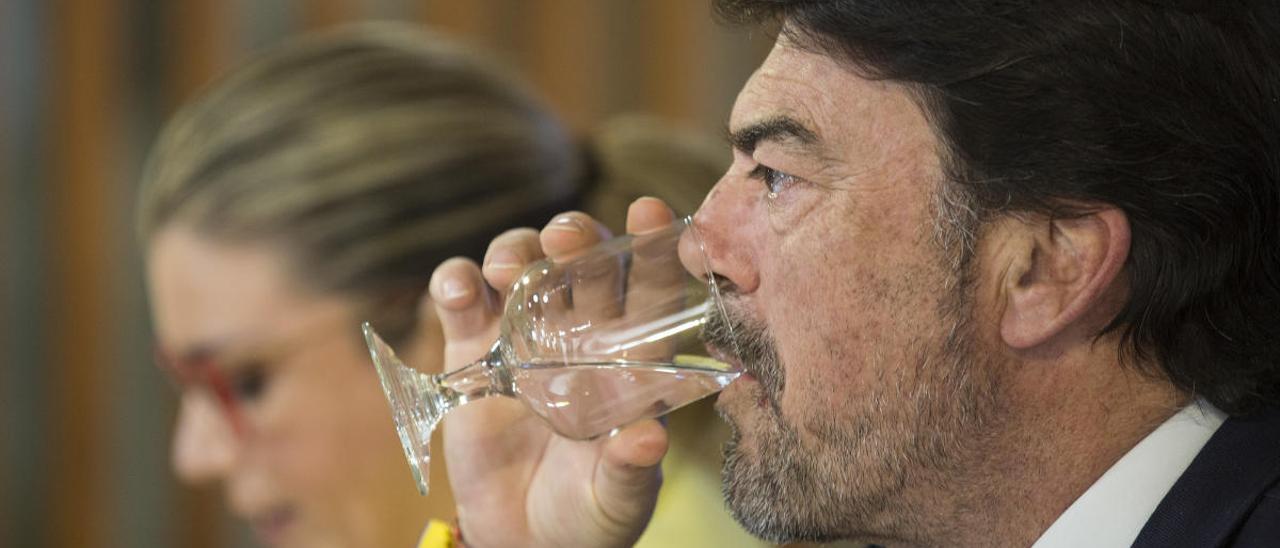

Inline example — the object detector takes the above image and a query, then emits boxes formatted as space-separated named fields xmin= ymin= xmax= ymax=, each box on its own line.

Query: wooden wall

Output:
xmin=0 ymin=1 xmax=771 ymax=546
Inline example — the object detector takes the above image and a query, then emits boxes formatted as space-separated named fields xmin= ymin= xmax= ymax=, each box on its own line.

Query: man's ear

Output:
xmin=999 ymin=207 xmax=1130 ymax=350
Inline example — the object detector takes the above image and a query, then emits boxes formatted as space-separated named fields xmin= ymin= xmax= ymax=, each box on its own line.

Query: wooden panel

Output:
xmin=522 ymin=0 xmax=611 ymax=131
xmin=421 ymin=0 xmax=532 ymax=56
xmin=302 ymin=0 xmax=361 ymax=30
xmin=418 ymin=0 xmax=491 ymax=38
xmin=164 ymin=0 xmax=233 ymax=110
xmin=638 ymin=0 xmax=712 ymax=124
xmin=46 ymin=0 xmax=120 ymax=545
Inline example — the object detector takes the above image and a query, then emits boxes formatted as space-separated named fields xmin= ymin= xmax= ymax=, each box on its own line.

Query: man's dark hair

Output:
xmin=716 ymin=0 xmax=1280 ymax=415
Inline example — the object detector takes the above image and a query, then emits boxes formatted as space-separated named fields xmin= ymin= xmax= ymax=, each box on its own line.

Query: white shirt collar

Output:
xmin=1032 ymin=400 xmax=1227 ymax=548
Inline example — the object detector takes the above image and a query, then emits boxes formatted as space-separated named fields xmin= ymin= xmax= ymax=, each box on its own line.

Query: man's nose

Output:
xmin=171 ymin=392 xmax=239 ymax=485
xmin=691 ymin=177 xmax=760 ymax=294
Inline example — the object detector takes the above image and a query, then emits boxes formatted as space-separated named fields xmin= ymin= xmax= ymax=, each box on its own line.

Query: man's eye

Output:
xmin=749 ymin=165 xmax=798 ymax=198
xmin=230 ymin=364 xmax=270 ymax=402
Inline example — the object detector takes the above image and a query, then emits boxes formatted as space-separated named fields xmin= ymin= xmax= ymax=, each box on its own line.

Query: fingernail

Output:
xmin=631 ymin=196 xmax=666 ymax=210
xmin=440 ymin=278 xmax=472 ymax=301
xmin=485 ymin=250 xmax=522 ymax=271
xmin=547 ymin=215 xmax=583 ymax=234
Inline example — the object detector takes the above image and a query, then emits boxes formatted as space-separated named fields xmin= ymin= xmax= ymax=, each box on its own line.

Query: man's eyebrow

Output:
xmin=726 ymin=116 xmax=820 ymax=154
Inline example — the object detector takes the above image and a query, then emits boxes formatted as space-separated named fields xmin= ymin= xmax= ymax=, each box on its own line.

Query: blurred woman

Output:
xmin=138 ymin=23 xmax=763 ymax=548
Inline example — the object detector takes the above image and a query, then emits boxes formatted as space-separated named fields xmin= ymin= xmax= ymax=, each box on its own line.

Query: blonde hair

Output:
xmin=137 ymin=24 xmax=727 ymax=344
xmin=137 ymin=24 xmax=581 ymax=342
xmin=584 ymin=115 xmax=727 ymax=233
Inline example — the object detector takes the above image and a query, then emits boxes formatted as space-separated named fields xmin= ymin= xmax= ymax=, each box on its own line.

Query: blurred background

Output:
xmin=0 ymin=1 xmax=770 ymax=546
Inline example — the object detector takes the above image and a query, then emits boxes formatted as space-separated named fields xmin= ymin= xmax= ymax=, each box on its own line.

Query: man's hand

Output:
xmin=429 ymin=198 xmax=678 ymax=547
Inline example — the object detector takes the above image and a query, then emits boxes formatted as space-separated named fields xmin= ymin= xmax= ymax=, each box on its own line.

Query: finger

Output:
xmin=623 ymin=200 xmax=687 ymax=363
xmin=481 ymin=228 xmax=545 ymax=294
xmin=593 ymin=419 xmax=667 ymax=537
xmin=625 ymin=198 xmax=680 ymax=287
xmin=410 ymin=291 xmax=446 ymax=375
xmin=625 ymin=197 xmax=677 ymax=235
xmin=540 ymin=211 xmax=613 ymax=261
xmin=431 ymin=258 xmax=499 ymax=362
xmin=542 ymin=212 xmax=625 ymax=326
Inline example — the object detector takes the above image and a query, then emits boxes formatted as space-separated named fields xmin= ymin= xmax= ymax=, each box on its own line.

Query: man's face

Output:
xmin=700 ymin=39 xmax=1002 ymax=542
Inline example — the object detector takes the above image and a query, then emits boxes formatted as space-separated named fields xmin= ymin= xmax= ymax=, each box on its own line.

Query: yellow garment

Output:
xmin=417 ymin=519 xmax=454 ymax=548
xmin=635 ymin=400 xmax=772 ymax=548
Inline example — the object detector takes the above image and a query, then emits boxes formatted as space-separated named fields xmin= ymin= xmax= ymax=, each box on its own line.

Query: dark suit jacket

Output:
xmin=1131 ymin=406 xmax=1280 ymax=547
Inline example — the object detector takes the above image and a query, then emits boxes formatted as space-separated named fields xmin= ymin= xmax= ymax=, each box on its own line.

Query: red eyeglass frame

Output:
xmin=154 ymin=346 xmax=250 ymax=438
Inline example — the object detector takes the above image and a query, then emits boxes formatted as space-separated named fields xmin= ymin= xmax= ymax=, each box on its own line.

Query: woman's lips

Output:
xmin=250 ymin=507 xmax=296 ymax=546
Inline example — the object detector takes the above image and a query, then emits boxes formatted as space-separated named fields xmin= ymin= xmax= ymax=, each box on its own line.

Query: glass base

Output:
xmin=363 ymin=322 xmax=439 ymax=495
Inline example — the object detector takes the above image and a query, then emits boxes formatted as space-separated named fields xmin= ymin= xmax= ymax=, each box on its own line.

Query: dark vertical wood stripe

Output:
xmin=46 ymin=0 xmax=119 ymax=544
xmin=165 ymin=0 xmax=232 ymax=111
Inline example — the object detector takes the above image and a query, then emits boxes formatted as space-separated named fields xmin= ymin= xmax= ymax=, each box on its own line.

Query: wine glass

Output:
xmin=362 ymin=217 xmax=740 ymax=495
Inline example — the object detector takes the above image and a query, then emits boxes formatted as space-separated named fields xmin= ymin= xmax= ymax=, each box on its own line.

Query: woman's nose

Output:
xmin=171 ymin=392 xmax=240 ymax=485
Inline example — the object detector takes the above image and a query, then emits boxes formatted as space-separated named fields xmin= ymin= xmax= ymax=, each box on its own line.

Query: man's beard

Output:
xmin=703 ymin=281 xmax=1004 ymax=544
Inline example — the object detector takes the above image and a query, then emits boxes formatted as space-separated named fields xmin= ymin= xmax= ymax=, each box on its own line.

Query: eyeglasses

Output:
xmin=153 ymin=317 xmax=360 ymax=439
xmin=155 ymin=346 xmax=251 ymax=437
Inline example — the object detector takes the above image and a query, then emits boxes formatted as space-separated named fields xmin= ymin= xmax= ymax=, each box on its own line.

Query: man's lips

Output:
xmin=708 ymin=343 xmax=764 ymax=407
xmin=707 ymin=337 xmax=782 ymax=418
xmin=707 ymin=343 xmax=767 ymax=395
xmin=722 ymin=355 xmax=761 ymax=387
xmin=716 ymin=343 xmax=762 ymax=381
xmin=707 ymin=343 xmax=752 ymax=377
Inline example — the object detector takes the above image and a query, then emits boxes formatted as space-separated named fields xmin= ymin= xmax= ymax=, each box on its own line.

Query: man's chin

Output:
xmin=721 ymin=434 xmax=808 ymax=544
xmin=717 ymin=391 xmax=776 ymax=526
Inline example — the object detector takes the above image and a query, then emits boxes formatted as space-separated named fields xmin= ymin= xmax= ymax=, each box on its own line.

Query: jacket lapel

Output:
xmin=1131 ymin=406 xmax=1280 ymax=547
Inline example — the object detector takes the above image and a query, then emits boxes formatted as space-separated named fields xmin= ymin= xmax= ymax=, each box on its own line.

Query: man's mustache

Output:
xmin=703 ymin=298 xmax=785 ymax=402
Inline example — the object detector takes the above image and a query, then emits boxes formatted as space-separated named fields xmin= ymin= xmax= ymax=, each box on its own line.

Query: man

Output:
xmin=426 ymin=1 xmax=1280 ymax=546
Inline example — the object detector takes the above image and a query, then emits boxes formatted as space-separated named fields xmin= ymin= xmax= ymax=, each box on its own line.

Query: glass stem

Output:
xmin=428 ymin=340 xmax=516 ymax=419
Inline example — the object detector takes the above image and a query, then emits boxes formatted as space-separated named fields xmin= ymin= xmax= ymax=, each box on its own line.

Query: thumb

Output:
xmin=593 ymin=419 xmax=668 ymax=540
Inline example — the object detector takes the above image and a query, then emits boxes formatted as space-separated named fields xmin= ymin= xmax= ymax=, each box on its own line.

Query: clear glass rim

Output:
xmin=679 ymin=216 xmax=742 ymax=369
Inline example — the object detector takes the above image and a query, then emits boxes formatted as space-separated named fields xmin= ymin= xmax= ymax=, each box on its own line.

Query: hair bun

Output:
xmin=581 ymin=114 xmax=728 ymax=234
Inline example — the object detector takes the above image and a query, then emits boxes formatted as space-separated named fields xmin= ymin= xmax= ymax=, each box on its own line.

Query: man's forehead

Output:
xmin=730 ymin=39 xmax=934 ymax=168
xmin=731 ymin=41 xmax=891 ymax=143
